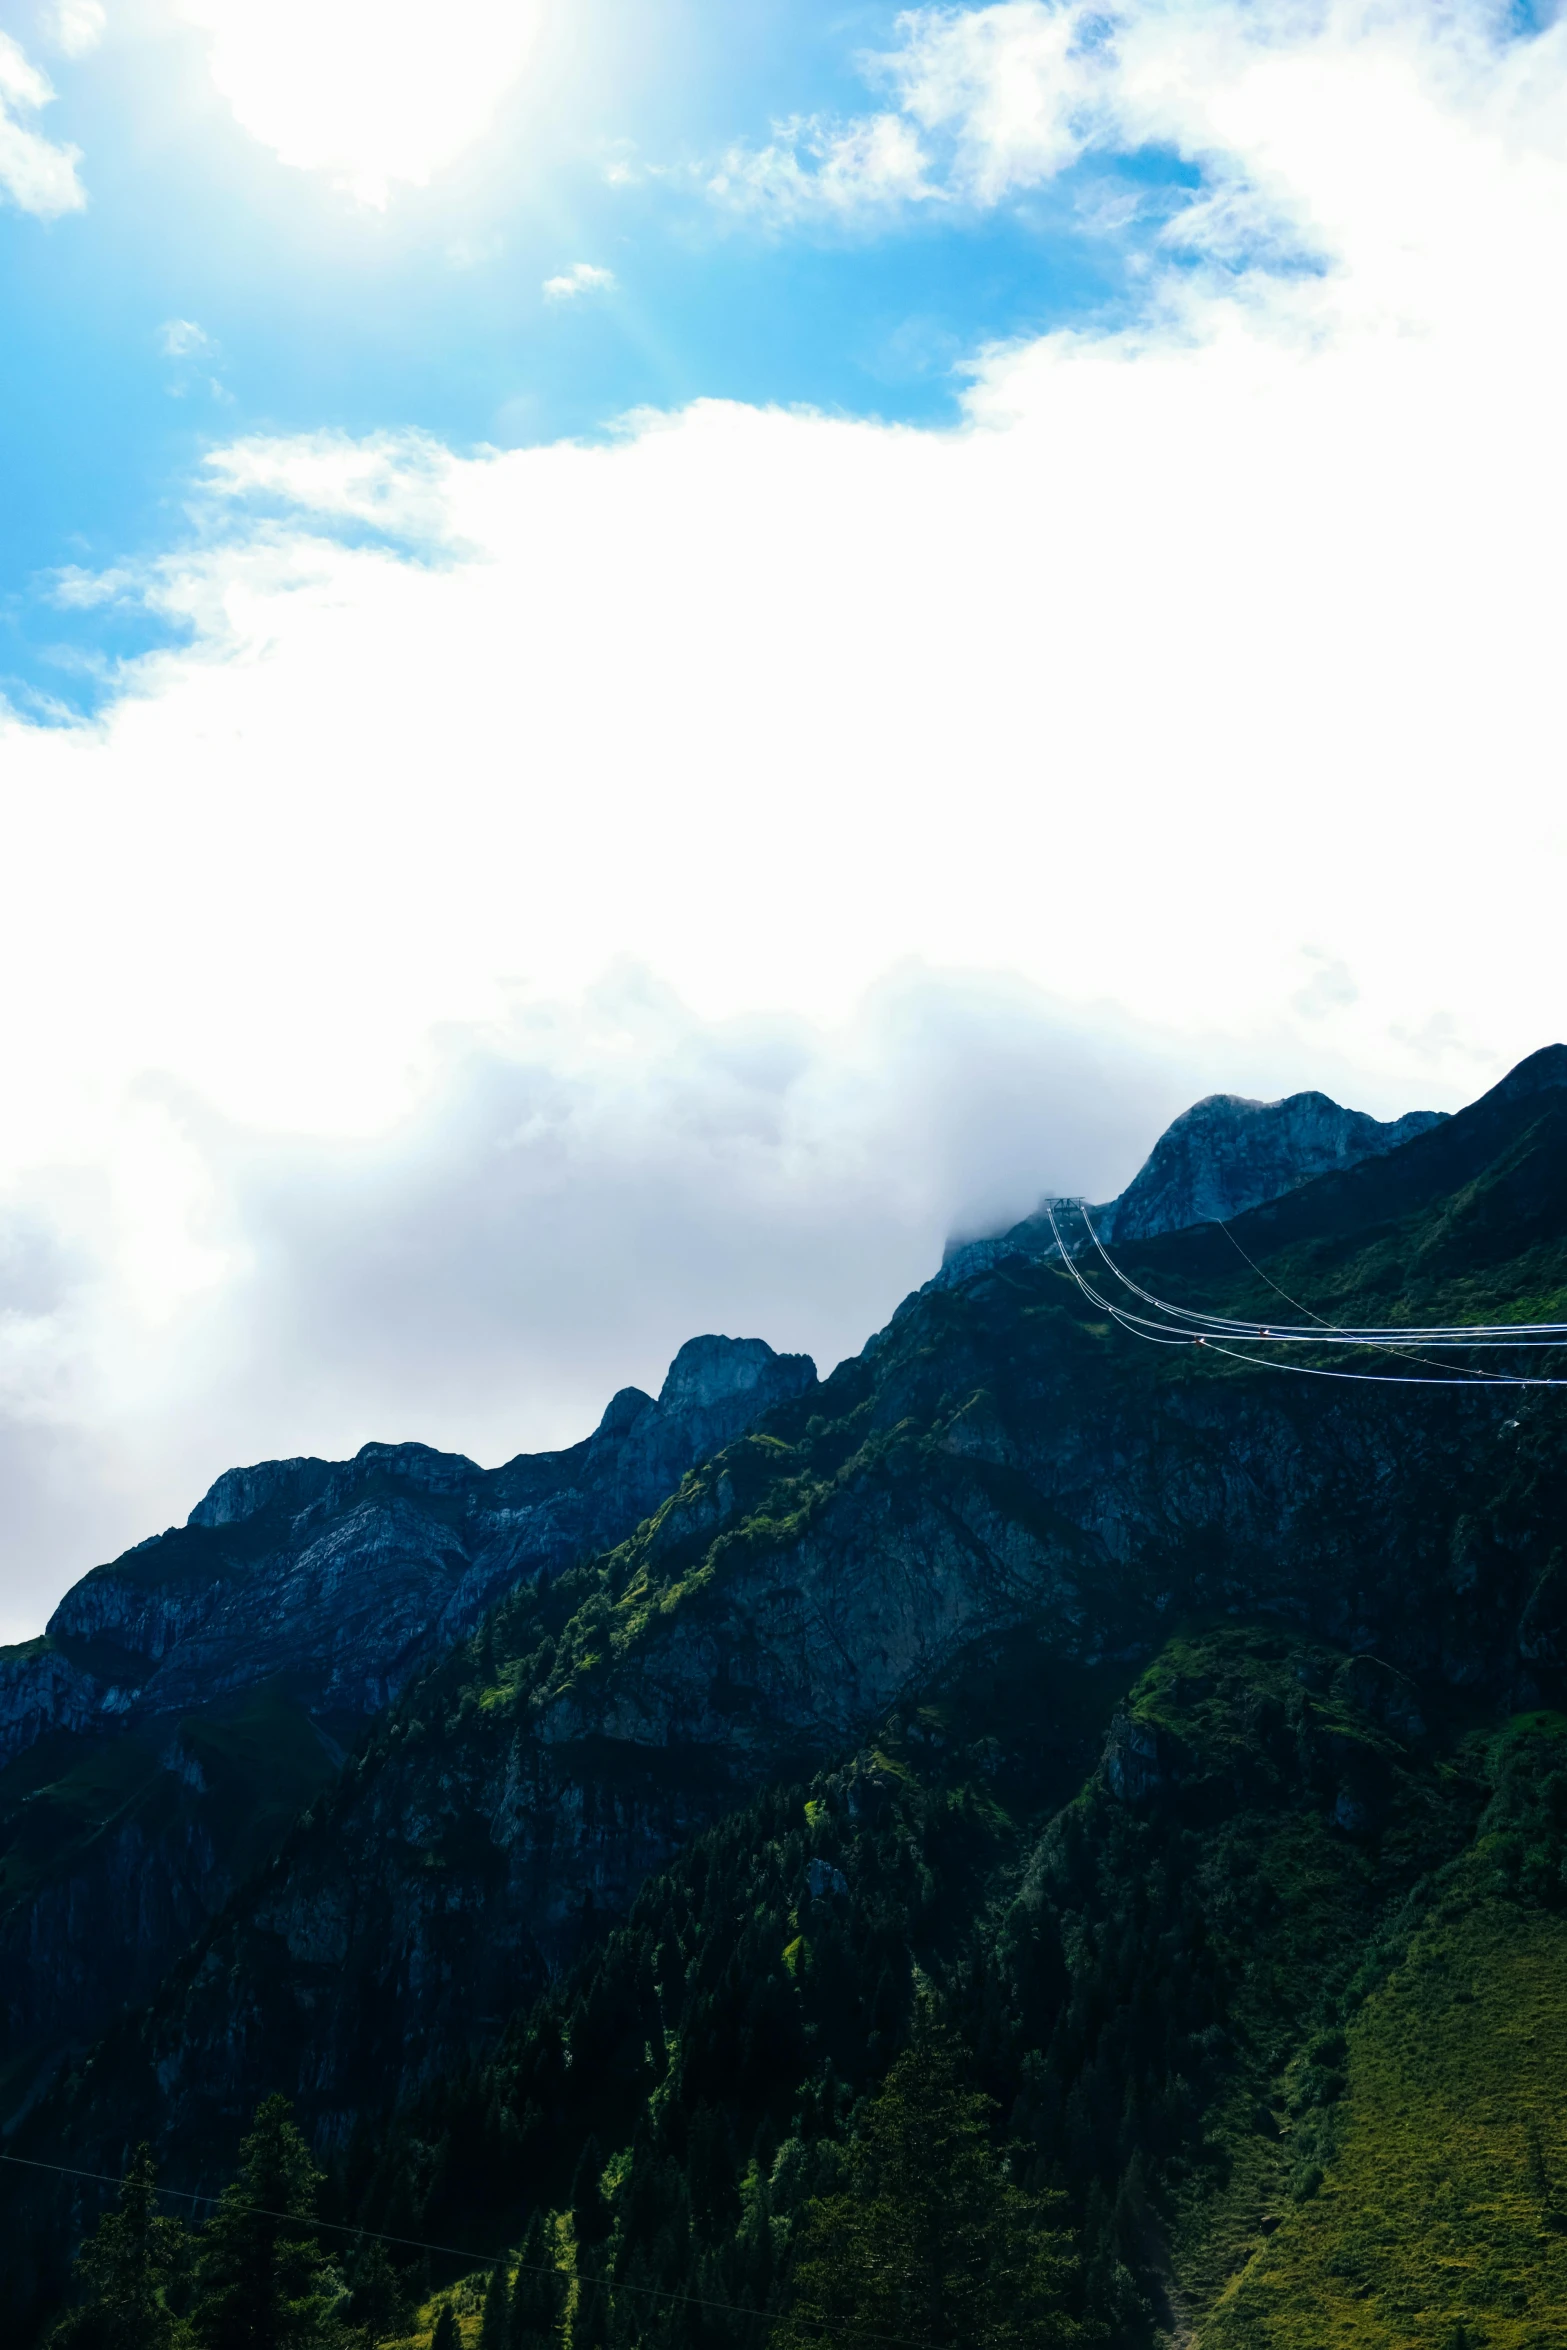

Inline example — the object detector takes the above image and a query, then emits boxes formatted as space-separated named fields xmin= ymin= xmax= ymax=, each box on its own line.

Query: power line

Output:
xmin=1081 ymin=1205 xmax=1524 ymax=1383
xmin=1069 ymin=1199 xmax=1567 ymax=1348
xmin=1039 ymin=1200 xmax=1567 ymax=1387
xmin=1207 ymin=1215 xmax=1528 ymax=1386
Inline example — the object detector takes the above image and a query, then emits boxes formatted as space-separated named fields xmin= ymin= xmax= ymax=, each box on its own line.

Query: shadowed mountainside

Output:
xmin=0 ymin=1335 xmax=815 ymax=2124
xmin=9 ymin=1049 xmax=1567 ymax=2350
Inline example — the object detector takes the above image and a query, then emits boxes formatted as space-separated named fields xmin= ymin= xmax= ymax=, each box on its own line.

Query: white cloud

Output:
xmin=0 ymin=972 xmax=1210 ymax=1640
xmin=543 ymin=260 xmax=617 ymax=300
xmin=159 ymin=317 xmax=214 ymax=358
xmin=0 ymin=30 xmax=85 ymax=215
xmin=180 ymin=0 xmax=543 ymax=203
xmin=704 ymin=0 xmax=1567 ymax=288
xmin=50 ymin=0 xmax=106 ymax=59
xmin=4 ymin=0 xmax=1567 ymax=1626
xmin=887 ymin=0 xmax=1107 ymax=202
xmin=703 ymin=3 xmax=1106 ymax=224
xmin=706 ymin=110 xmax=941 ymax=222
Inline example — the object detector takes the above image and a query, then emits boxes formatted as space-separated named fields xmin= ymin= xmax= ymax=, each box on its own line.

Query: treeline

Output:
xmin=48 ymin=2096 xmax=384 ymax=2350
xmin=50 ymin=2042 xmax=1086 ymax=2350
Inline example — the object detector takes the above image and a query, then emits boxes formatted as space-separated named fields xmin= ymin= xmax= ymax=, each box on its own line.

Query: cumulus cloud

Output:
xmin=884 ymin=0 xmax=1109 ymax=203
xmin=543 ymin=261 xmax=617 ymax=299
xmin=702 ymin=2 xmax=1117 ymax=225
xmin=3 ymin=0 xmax=1567 ymax=1625
xmin=704 ymin=0 xmax=1567 ymax=287
xmin=0 ymin=31 xmax=85 ymax=215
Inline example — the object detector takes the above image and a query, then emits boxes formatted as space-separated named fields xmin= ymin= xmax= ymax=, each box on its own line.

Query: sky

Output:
xmin=1 ymin=0 xmax=1565 ymax=1638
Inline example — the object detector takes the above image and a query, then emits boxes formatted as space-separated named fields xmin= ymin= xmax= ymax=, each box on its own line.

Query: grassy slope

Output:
xmin=1195 ymin=1717 xmax=1567 ymax=2350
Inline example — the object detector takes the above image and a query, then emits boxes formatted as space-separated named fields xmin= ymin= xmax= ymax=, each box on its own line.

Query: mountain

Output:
xmin=3 ymin=1334 xmax=817 ymax=1771
xmin=0 ymin=1335 xmax=814 ymax=2122
xmin=7 ymin=1047 xmax=1567 ymax=2348
xmin=937 ymin=1082 xmax=1446 ymax=1287
xmin=1099 ymin=1088 xmax=1448 ymax=1240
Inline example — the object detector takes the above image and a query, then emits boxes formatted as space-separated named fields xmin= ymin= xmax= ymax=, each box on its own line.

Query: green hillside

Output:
xmin=1200 ymin=1715 xmax=1567 ymax=2350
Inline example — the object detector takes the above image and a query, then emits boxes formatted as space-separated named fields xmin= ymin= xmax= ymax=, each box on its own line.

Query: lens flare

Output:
xmin=184 ymin=0 xmax=542 ymax=202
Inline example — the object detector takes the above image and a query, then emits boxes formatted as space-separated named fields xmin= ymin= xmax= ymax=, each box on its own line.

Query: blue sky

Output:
xmin=0 ymin=0 xmax=1207 ymax=707
xmin=1 ymin=0 xmax=1565 ymax=1634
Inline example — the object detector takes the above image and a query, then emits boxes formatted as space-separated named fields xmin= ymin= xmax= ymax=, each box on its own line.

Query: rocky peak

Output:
xmin=595 ymin=1387 xmax=656 ymax=1440
xmin=187 ymin=1457 xmax=331 ymax=1531
xmin=5 ymin=1334 xmax=818 ymax=1778
xmin=1103 ymin=1089 xmax=1447 ymax=1243
xmin=935 ymin=1081 xmax=1446 ymax=1287
xmin=659 ymin=1334 xmax=791 ymax=1412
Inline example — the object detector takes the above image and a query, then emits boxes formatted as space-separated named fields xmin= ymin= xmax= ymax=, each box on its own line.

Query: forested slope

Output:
xmin=11 ymin=1046 xmax=1567 ymax=2346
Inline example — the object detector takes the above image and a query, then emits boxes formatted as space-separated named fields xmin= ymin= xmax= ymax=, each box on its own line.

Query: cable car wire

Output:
xmin=1037 ymin=1201 xmax=1567 ymax=1388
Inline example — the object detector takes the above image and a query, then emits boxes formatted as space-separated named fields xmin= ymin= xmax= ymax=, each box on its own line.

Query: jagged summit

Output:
xmin=0 ymin=1329 xmax=816 ymax=2087
xmin=5 ymin=1333 xmax=817 ymax=1781
xmin=660 ymin=1332 xmax=783 ymax=1410
xmin=937 ymin=1076 xmax=1448 ymax=1287
xmin=1103 ymin=1087 xmax=1446 ymax=1242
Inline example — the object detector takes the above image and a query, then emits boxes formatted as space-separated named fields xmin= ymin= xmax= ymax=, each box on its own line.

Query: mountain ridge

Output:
xmin=7 ymin=1047 xmax=1567 ymax=2348
xmin=9 ymin=1049 xmax=1565 ymax=2173
xmin=937 ymin=1078 xmax=1450 ymax=1288
xmin=0 ymin=1334 xmax=816 ymax=2119
xmin=5 ymin=1333 xmax=818 ymax=1774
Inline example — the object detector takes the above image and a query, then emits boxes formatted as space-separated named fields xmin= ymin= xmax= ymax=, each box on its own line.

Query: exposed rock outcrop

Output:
xmin=1100 ymin=1090 xmax=1447 ymax=1242
xmin=0 ymin=1334 xmax=815 ymax=2113
xmin=936 ymin=1086 xmax=1446 ymax=1287
xmin=1 ymin=1333 xmax=818 ymax=1774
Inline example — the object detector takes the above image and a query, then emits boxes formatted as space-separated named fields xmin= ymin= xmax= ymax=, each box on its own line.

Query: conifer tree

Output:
xmin=571 ymin=2142 xmax=611 ymax=2250
xmin=479 ymin=2261 xmax=510 ymax=2350
xmin=343 ymin=2239 xmax=405 ymax=2348
xmin=778 ymin=2037 xmax=1080 ymax=2350
xmin=509 ymin=2210 xmax=562 ymax=2350
xmin=48 ymin=2145 xmax=186 ymax=2350
xmin=431 ymin=2307 xmax=461 ymax=2350
xmin=188 ymin=2093 xmax=343 ymax=2350
xmin=570 ymin=2137 xmax=613 ymax=2350
xmin=572 ymin=2257 xmax=610 ymax=2350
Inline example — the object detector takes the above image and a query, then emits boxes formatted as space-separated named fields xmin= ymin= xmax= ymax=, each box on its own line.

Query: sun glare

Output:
xmin=184 ymin=0 xmax=543 ymax=203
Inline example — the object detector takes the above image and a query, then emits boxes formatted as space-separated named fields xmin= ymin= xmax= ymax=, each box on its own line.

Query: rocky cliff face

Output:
xmin=27 ymin=1050 xmax=1565 ymax=2173
xmin=0 ymin=1334 xmax=815 ymax=2114
xmin=1100 ymin=1089 xmax=1446 ymax=1240
xmin=937 ymin=1086 xmax=1445 ymax=1286
xmin=0 ymin=1334 xmax=818 ymax=1775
